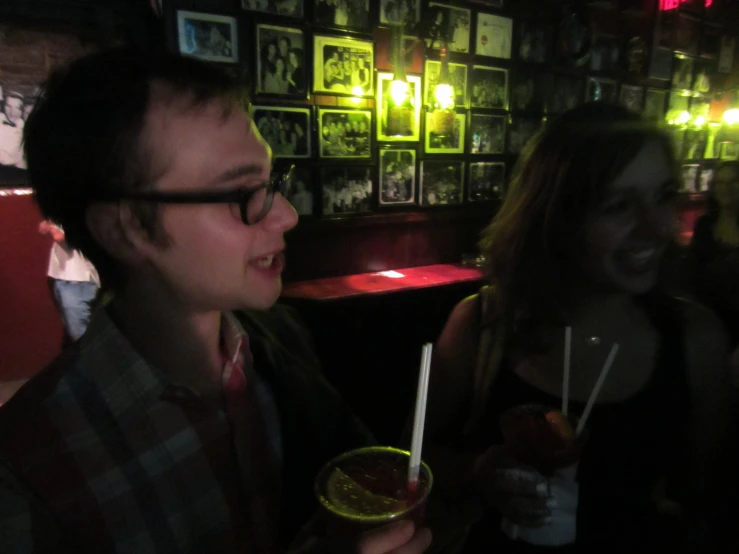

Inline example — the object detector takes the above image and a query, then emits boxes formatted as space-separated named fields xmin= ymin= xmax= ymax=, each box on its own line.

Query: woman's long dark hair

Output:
xmin=480 ymin=103 xmax=679 ymax=336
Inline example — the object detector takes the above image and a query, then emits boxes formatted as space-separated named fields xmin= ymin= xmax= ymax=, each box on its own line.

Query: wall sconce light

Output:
xmin=386 ymin=21 xmax=414 ymax=137
xmin=429 ymin=43 xmax=456 ymax=135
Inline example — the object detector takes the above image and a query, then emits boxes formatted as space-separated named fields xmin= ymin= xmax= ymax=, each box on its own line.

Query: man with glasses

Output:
xmin=0 ymin=48 xmax=431 ymax=554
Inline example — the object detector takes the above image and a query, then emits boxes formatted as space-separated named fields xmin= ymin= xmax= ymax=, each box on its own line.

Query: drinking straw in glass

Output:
xmin=408 ymin=342 xmax=432 ymax=493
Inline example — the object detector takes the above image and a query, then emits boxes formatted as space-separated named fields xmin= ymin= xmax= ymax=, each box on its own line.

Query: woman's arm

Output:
xmin=681 ymin=300 xmax=738 ymax=547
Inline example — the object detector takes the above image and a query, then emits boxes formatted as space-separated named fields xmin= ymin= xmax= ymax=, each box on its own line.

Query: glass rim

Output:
xmin=314 ymin=446 xmax=434 ymax=524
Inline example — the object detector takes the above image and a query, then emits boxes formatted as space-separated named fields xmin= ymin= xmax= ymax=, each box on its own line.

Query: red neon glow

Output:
xmin=660 ymin=0 xmax=712 ymax=9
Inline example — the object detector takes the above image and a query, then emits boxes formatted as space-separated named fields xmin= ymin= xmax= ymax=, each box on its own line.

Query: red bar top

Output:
xmin=281 ymin=264 xmax=485 ymax=301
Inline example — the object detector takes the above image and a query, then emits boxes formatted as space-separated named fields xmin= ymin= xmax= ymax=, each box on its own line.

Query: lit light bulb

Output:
xmin=723 ymin=109 xmax=739 ymax=126
xmin=389 ymin=79 xmax=410 ymax=107
xmin=692 ymin=115 xmax=706 ymax=127
xmin=676 ymin=111 xmax=691 ymax=125
xmin=351 ymin=85 xmax=364 ymax=97
xmin=433 ymin=83 xmax=455 ymax=111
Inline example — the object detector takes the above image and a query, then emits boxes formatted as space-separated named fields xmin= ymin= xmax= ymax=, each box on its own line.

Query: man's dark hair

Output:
xmin=24 ymin=47 xmax=246 ymax=289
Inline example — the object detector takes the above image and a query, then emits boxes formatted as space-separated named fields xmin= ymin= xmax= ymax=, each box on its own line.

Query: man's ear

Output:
xmin=85 ymin=202 xmax=152 ymax=267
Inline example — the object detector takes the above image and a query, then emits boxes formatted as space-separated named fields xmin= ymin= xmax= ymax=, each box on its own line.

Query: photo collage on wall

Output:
xmin=162 ymin=0 xmax=737 ymax=213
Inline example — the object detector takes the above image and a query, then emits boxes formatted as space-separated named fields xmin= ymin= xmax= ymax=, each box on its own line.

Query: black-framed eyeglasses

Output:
xmin=91 ymin=165 xmax=294 ymax=225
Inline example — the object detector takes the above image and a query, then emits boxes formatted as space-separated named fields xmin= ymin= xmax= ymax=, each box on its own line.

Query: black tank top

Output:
xmin=463 ymin=295 xmax=691 ymax=553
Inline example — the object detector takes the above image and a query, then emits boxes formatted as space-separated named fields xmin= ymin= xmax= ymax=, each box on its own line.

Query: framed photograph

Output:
xmin=719 ymin=142 xmax=739 ymax=161
xmin=681 ymin=164 xmax=699 ymax=193
xmin=684 ymin=128 xmax=708 ymax=160
xmin=251 ymin=106 xmax=312 ymax=158
xmin=701 ymin=24 xmax=722 ymax=60
xmin=318 ymin=108 xmax=372 ymax=159
xmin=589 ymin=34 xmax=622 ymax=73
xmin=469 ymin=114 xmax=505 ymax=154
xmin=648 ymin=47 xmax=673 ymax=81
xmin=424 ymin=61 xmax=468 ymax=108
xmin=315 ymin=0 xmax=370 ymax=31
xmin=419 ymin=161 xmax=464 ymax=206
xmin=510 ymin=70 xmax=548 ymax=113
xmin=518 ymin=20 xmax=550 ymax=63
xmin=242 ymin=0 xmax=303 ymax=17
xmin=508 ymin=117 xmax=542 ymax=154
xmin=376 ymin=31 xmax=425 ymax=73
xmin=718 ymin=36 xmax=736 ymax=74
xmin=468 ymin=162 xmax=505 ymax=202
xmin=619 ymin=85 xmax=644 ymax=113
xmin=177 ymin=11 xmax=238 ymax=63
xmin=285 ymin=166 xmax=315 ymax=216
xmin=643 ymin=89 xmax=667 ymax=121
xmin=424 ymin=112 xmax=465 ymax=154
xmin=379 ymin=149 xmax=416 ymax=205
xmin=548 ymin=75 xmax=582 ymax=114
xmin=256 ymin=25 xmax=306 ymax=97
xmin=476 ymin=13 xmax=512 ymax=59
xmin=314 ymin=36 xmax=374 ymax=96
xmin=470 ymin=66 xmax=508 ymax=109
xmin=470 ymin=0 xmax=503 ymax=6
xmin=692 ymin=59 xmax=713 ymax=94
xmin=586 ymin=77 xmax=617 ymax=104
xmin=376 ymin=72 xmax=421 ymax=141
xmin=380 ymin=0 xmax=421 ymax=29
xmin=674 ymin=14 xmax=700 ymax=57
xmin=427 ymin=3 xmax=471 ymax=53
xmin=321 ymin=166 xmax=373 ymax=215
xmin=672 ymin=55 xmax=694 ymax=90
xmin=699 ymin=166 xmax=714 ymax=192
xmin=0 ymin=85 xmax=34 ymax=183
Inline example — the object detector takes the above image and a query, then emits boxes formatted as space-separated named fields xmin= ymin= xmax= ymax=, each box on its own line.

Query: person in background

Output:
xmin=0 ymin=47 xmax=431 ymax=554
xmin=423 ymin=103 xmax=736 ymax=553
xmin=690 ymin=161 xmax=739 ymax=350
xmin=38 ymin=219 xmax=100 ymax=341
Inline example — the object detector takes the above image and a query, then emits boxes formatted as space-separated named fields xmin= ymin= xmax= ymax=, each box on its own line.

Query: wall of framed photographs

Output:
xmin=166 ymin=0 xmax=739 ymax=280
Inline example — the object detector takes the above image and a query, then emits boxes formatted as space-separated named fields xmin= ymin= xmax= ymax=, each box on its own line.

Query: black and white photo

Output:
xmin=681 ymin=164 xmax=699 ymax=193
xmin=699 ymin=166 xmax=714 ymax=192
xmin=0 ymin=85 xmax=34 ymax=177
xmin=643 ymin=88 xmax=667 ymax=121
xmin=518 ymin=20 xmax=549 ymax=63
xmin=420 ymin=161 xmax=463 ymax=206
xmin=718 ymin=36 xmax=735 ymax=74
xmin=468 ymin=162 xmax=505 ymax=202
xmin=379 ymin=149 xmax=416 ymax=205
xmin=476 ymin=13 xmax=512 ymax=59
xmin=469 ymin=114 xmax=505 ymax=154
xmin=589 ymin=34 xmax=622 ymax=73
xmin=250 ymin=106 xmax=311 ymax=158
xmin=318 ymin=108 xmax=372 ymax=159
xmin=508 ymin=117 xmax=542 ymax=154
xmin=315 ymin=0 xmax=370 ymax=31
xmin=377 ymin=72 xmax=421 ymax=141
xmin=380 ymin=0 xmax=420 ymax=28
xmin=314 ymin=36 xmax=374 ymax=95
xmin=619 ymin=85 xmax=644 ymax=113
xmin=510 ymin=70 xmax=548 ymax=113
xmin=322 ymin=166 xmax=373 ymax=214
xmin=648 ymin=47 xmax=673 ymax=81
xmin=672 ymin=55 xmax=694 ymax=90
xmin=424 ymin=61 xmax=467 ymax=108
xmin=241 ymin=0 xmax=304 ymax=18
xmin=286 ymin=166 xmax=314 ymax=215
xmin=471 ymin=66 xmax=508 ymax=109
xmin=548 ymin=75 xmax=581 ymax=114
xmin=257 ymin=25 xmax=305 ymax=96
xmin=719 ymin=142 xmax=739 ymax=161
xmin=425 ymin=112 xmax=465 ymax=154
xmin=177 ymin=11 xmax=238 ymax=63
xmin=427 ymin=3 xmax=471 ymax=54
xmin=586 ymin=77 xmax=617 ymax=104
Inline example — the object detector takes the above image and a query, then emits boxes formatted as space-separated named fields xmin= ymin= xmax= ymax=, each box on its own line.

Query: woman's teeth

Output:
xmin=256 ymin=255 xmax=274 ymax=268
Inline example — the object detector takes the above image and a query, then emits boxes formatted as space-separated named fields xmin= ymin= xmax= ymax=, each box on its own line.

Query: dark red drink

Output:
xmin=314 ymin=446 xmax=433 ymax=536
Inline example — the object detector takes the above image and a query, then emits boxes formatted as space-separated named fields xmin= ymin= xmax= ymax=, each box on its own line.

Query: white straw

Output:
xmin=408 ymin=343 xmax=433 ymax=486
xmin=562 ymin=326 xmax=572 ymax=416
xmin=576 ymin=343 xmax=620 ymax=437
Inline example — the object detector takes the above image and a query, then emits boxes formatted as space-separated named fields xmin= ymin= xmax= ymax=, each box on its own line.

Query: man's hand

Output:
xmin=38 ymin=220 xmax=65 ymax=243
